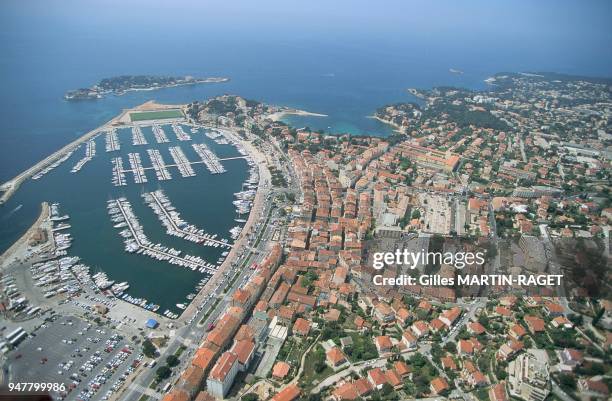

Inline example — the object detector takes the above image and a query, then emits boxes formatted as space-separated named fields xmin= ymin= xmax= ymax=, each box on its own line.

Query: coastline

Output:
xmin=0 ymin=101 xmax=182 ymax=205
xmin=0 ymin=201 xmax=49 ymax=268
xmin=367 ymin=115 xmax=406 ymax=134
xmin=65 ymin=77 xmax=229 ymax=100
xmin=266 ymin=108 xmax=327 ymax=122
xmin=103 ymin=78 xmax=230 ymax=97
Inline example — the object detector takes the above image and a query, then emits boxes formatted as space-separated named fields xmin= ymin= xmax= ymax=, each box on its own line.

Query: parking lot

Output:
xmin=9 ymin=315 xmax=141 ymax=401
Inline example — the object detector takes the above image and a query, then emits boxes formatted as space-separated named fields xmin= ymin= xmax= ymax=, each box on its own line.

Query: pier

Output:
xmin=169 ymin=146 xmax=195 ymax=177
xmin=152 ymin=123 xmax=170 ymax=143
xmin=111 ymin=157 xmax=127 ymax=186
xmin=110 ymin=199 xmax=218 ymax=274
xmin=71 ymin=140 xmax=96 ymax=173
xmin=147 ymin=149 xmax=172 ymax=181
xmin=120 ymin=155 xmax=246 ymax=173
xmin=131 ymin=125 xmax=148 ymax=146
xmin=171 ymin=123 xmax=191 ymax=141
xmin=144 ymin=190 xmax=232 ymax=248
xmin=192 ymin=143 xmax=226 ymax=174
xmin=127 ymin=153 xmax=147 ymax=184
xmin=105 ymin=129 xmax=120 ymax=152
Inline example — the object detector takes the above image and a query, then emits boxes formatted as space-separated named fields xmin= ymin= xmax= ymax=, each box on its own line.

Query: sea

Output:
xmin=1 ymin=0 xmax=610 ymax=313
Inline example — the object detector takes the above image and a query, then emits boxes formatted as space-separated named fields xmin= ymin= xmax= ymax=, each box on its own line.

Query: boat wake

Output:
xmin=2 ymin=204 xmax=22 ymax=220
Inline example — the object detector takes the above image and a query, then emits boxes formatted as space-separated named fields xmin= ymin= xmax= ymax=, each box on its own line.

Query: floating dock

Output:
xmin=192 ymin=143 xmax=226 ymax=174
xmin=105 ymin=129 xmax=120 ymax=152
xmin=111 ymin=157 xmax=127 ymax=186
xmin=143 ymin=189 xmax=232 ymax=249
xmin=108 ymin=198 xmax=218 ymax=274
xmin=71 ymin=140 xmax=96 ymax=173
xmin=171 ymin=123 xmax=191 ymax=141
xmin=131 ymin=125 xmax=148 ymax=146
xmin=127 ymin=152 xmax=147 ymax=184
xmin=147 ymin=149 xmax=172 ymax=181
xmin=169 ymin=146 xmax=195 ymax=177
xmin=152 ymin=123 xmax=170 ymax=144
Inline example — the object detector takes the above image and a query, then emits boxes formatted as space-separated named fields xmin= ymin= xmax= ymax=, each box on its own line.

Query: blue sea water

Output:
xmin=0 ymin=0 xmax=610 ymax=310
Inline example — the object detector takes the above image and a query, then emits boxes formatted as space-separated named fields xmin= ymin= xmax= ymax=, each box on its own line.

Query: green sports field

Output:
xmin=129 ymin=109 xmax=184 ymax=122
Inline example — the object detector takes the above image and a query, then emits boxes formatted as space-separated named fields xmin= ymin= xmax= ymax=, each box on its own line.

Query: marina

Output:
xmin=142 ymin=189 xmax=232 ymax=248
xmin=131 ymin=125 xmax=147 ymax=146
xmin=168 ymin=146 xmax=196 ymax=177
xmin=107 ymin=197 xmax=220 ymax=274
xmin=104 ymin=128 xmax=120 ymax=152
xmin=127 ymin=152 xmax=147 ymax=184
xmin=70 ymin=140 xmax=96 ymax=173
xmin=1 ymin=107 xmax=253 ymax=315
xmin=146 ymin=148 xmax=172 ymax=181
xmin=171 ymin=122 xmax=191 ymax=141
xmin=152 ymin=123 xmax=170 ymax=143
xmin=192 ymin=142 xmax=226 ymax=174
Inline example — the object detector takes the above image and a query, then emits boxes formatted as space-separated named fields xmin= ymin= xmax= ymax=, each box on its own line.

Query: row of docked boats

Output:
xmin=147 ymin=148 xmax=172 ymax=181
xmin=127 ymin=152 xmax=147 ymax=183
xmin=191 ymin=142 xmax=226 ymax=174
xmin=152 ymin=123 xmax=169 ymax=143
xmin=172 ymin=123 xmax=191 ymax=141
xmin=111 ymin=157 xmax=127 ymax=186
xmin=71 ymin=140 xmax=97 ymax=173
xmin=142 ymin=189 xmax=231 ymax=249
xmin=32 ymin=148 xmax=77 ymax=180
xmin=132 ymin=125 xmax=148 ymax=146
xmin=169 ymin=146 xmax=196 ymax=177
xmin=105 ymin=129 xmax=120 ymax=152
xmin=107 ymin=198 xmax=218 ymax=273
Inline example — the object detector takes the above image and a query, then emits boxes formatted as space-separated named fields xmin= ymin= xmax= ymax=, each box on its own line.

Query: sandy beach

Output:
xmin=368 ymin=115 xmax=406 ymax=134
xmin=266 ymin=108 xmax=327 ymax=122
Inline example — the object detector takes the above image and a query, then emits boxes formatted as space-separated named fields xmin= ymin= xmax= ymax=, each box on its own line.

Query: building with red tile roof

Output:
xmin=524 ymin=315 xmax=546 ymax=333
xmin=292 ymin=318 xmax=311 ymax=336
xmin=161 ymin=390 xmax=190 ymax=401
xmin=374 ymin=335 xmax=393 ymax=354
xmin=192 ymin=346 xmax=217 ymax=372
xmin=230 ymin=339 xmax=255 ymax=370
xmin=468 ymin=322 xmax=486 ymax=335
xmin=411 ymin=320 xmax=429 ymax=338
xmin=207 ymin=352 xmax=239 ymax=398
xmin=367 ymin=367 xmax=388 ymax=390
xmin=440 ymin=306 xmax=461 ymax=327
xmin=394 ymin=360 xmax=411 ymax=377
xmin=430 ymin=377 xmax=450 ymax=395
xmin=326 ymin=347 xmax=347 ymax=367
xmin=489 ymin=382 xmax=508 ymax=401
xmin=271 ymin=384 xmax=301 ymax=401
xmin=272 ymin=361 xmax=291 ymax=380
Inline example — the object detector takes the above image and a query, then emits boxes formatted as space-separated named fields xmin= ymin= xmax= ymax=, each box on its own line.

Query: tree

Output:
xmin=558 ymin=373 xmax=577 ymax=390
xmin=381 ymin=383 xmax=393 ymax=396
xmin=241 ymin=394 xmax=259 ymax=401
xmin=166 ymin=355 xmax=180 ymax=367
xmin=142 ymin=340 xmax=157 ymax=358
xmin=156 ymin=366 xmax=171 ymax=381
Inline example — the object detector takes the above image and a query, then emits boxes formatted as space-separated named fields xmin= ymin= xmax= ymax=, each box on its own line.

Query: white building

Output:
xmin=507 ymin=349 xmax=550 ymax=401
xmin=207 ymin=352 xmax=239 ymax=399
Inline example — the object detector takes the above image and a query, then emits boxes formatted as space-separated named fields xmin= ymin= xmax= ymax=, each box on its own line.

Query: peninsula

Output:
xmin=64 ymin=75 xmax=229 ymax=100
